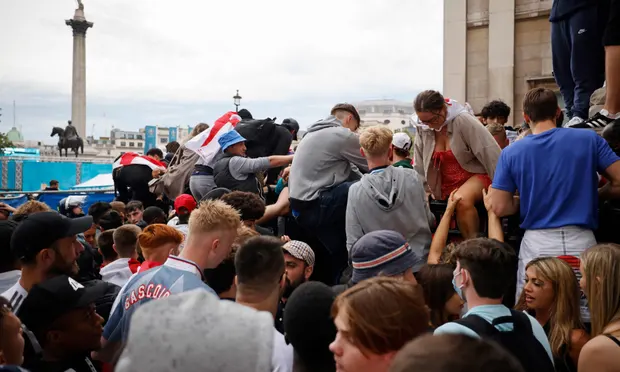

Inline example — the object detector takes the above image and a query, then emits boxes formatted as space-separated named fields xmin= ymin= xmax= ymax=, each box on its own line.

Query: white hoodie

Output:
xmin=100 ymin=258 xmax=135 ymax=287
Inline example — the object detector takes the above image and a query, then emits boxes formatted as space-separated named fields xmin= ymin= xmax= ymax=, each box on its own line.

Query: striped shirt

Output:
xmin=1 ymin=281 xmax=28 ymax=313
xmin=103 ymin=256 xmax=214 ymax=343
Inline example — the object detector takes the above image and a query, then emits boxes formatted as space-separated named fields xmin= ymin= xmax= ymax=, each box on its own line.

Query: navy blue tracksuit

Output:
xmin=550 ymin=0 xmax=606 ymax=120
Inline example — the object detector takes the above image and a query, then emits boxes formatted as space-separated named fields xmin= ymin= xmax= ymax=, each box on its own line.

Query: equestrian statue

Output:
xmin=51 ymin=120 xmax=84 ymax=157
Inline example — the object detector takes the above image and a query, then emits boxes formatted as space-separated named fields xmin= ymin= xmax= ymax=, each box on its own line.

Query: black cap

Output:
xmin=0 ymin=220 xmax=18 ymax=262
xmin=331 ymin=103 xmax=361 ymax=124
xmin=11 ymin=211 xmax=93 ymax=261
xmin=282 ymin=119 xmax=300 ymax=141
xmin=283 ymin=282 xmax=337 ymax=367
xmin=17 ymin=275 xmax=105 ymax=334
xmin=237 ymin=109 xmax=253 ymax=120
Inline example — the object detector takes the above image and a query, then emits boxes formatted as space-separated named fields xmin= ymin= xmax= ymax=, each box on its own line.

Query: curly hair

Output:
xmin=481 ymin=100 xmax=511 ymax=120
xmin=14 ymin=200 xmax=51 ymax=216
xmin=220 ymin=191 xmax=266 ymax=222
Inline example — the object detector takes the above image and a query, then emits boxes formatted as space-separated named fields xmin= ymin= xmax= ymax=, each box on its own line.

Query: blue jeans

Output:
xmin=552 ymin=6 xmax=605 ymax=119
xmin=293 ymin=182 xmax=354 ymax=285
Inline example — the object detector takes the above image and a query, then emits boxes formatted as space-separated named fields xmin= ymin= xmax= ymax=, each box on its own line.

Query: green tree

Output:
xmin=0 ymin=133 xmax=14 ymax=155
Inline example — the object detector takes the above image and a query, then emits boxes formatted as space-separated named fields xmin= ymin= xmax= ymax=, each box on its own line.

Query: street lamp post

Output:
xmin=233 ymin=90 xmax=242 ymax=112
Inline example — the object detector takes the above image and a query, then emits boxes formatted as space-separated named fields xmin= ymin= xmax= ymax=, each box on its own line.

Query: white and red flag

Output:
xmin=185 ymin=111 xmax=241 ymax=164
xmin=113 ymin=152 xmax=167 ymax=171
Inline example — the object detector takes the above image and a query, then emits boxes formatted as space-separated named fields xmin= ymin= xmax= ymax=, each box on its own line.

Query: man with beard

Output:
xmin=1 ymin=211 xmax=93 ymax=312
xmin=276 ymin=240 xmax=314 ymax=333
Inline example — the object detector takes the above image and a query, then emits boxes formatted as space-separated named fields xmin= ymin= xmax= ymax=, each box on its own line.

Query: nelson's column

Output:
xmin=65 ymin=0 xmax=93 ymax=139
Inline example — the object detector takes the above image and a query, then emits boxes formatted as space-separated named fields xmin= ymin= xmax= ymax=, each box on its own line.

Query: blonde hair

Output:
xmin=581 ymin=244 xmax=620 ymax=336
xmin=486 ymin=123 xmax=506 ymax=138
xmin=515 ymin=257 xmax=583 ymax=356
xmin=189 ymin=200 xmax=241 ymax=236
xmin=359 ymin=126 xmax=393 ymax=157
xmin=235 ymin=226 xmax=260 ymax=246
xmin=15 ymin=201 xmax=51 ymax=215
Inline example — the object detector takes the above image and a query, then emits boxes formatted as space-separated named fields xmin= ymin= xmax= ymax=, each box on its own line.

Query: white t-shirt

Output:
xmin=272 ymin=329 xmax=293 ymax=372
xmin=167 ymin=218 xmax=189 ymax=252
xmin=0 ymin=270 xmax=21 ymax=294
xmin=1 ymin=281 xmax=28 ymax=312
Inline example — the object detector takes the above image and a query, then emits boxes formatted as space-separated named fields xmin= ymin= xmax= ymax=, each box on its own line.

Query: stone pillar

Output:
xmin=488 ymin=0 xmax=515 ymax=125
xmin=443 ymin=0 xmax=467 ymax=103
xmin=66 ymin=7 xmax=93 ymax=139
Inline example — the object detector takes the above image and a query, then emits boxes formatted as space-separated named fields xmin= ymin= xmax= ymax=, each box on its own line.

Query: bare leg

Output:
xmin=605 ymin=46 xmax=620 ymax=114
xmin=454 ymin=176 xmax=486 ymax=240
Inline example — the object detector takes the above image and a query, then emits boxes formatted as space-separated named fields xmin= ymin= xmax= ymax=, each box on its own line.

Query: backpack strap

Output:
xmin=492 ymin=310 xmax=534 ymax=336
xmin=454 ymin=314 xmax=500 ymax=336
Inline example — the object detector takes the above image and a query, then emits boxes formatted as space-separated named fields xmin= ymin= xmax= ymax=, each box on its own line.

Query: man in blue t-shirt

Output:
xmin=487 ymin=88 xmax=620 ymax=308
xmin=94 ymin=200 xmax=241 ymax=363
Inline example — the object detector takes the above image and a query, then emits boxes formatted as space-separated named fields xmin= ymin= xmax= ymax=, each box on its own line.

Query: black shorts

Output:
xmin=604 ymin=0 xmax=620 ymax=46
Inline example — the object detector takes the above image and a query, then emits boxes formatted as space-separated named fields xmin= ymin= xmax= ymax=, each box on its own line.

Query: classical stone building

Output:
xmin=443 ymin=0 xmax=559 ymax=127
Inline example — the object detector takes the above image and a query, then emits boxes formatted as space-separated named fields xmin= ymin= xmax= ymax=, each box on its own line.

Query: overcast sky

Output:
xmin=0 ymin=0 xmax=443 ymax=143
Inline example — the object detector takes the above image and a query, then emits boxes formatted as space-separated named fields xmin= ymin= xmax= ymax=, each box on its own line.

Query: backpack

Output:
xmin=454 ymin=310 xmax=555 ymax=372
xmin=234 ymin=118 xmax=277 ymax=159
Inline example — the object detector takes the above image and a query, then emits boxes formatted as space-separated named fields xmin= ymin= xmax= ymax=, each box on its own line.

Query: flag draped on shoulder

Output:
xmin=184 ymin=111 xmax=241 ymax=164
xmin=113 ymin=152 xmax=167 ymax=171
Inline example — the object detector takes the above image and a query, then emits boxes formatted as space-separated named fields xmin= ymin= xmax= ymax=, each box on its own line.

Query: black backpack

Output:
xmin=455 ymin=310 xmax=555 ymax=372
xmin=234 ymin=118 xmax=277 ymax=159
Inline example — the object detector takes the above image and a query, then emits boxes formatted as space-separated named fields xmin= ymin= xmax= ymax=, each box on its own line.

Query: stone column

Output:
xmin=66 ymin=6 xmax=93 ymax=139
xmin=443 ymin=0 xmax=467 ymax=103
xmin=488 ymin=0 xmax=515 ymax=125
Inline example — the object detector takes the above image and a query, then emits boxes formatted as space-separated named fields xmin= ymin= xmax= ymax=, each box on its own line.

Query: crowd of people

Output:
xmin=0 ymin=81 xmax=618 ymax=372
xmin=3 ymin=3 xmax=620 ymax=364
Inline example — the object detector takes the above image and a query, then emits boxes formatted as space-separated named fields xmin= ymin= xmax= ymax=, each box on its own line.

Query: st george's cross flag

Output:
xmin=184 ymin=111 xmax=242 ymax=164
xmin=113 ymin=152 xmax=167 ymax=171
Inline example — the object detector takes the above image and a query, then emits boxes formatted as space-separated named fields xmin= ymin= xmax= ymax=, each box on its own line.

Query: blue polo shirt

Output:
xmin=492 ymin=128 xmax=619 ymax=230
xmin=103 ymin=256 xmax=215 ymax=343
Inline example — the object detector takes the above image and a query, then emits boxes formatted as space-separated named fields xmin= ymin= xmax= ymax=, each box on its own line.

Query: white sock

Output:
xmin=600 ymin=109 xmax=620 ymax=119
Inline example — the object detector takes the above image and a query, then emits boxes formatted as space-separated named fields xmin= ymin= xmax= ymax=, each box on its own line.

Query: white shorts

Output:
xmin=518 ymin=226 xmax=596 ymax=322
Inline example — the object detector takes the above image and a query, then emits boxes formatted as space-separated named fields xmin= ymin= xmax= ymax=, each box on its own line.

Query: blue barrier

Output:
xmin=38 ymin=192 xmax=115 ymax=212
xmin=0 ymin=194 xmax=28 ymax=208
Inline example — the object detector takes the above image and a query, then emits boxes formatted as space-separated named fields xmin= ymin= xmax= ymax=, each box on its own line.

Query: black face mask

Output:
xmin=68 ymin=211 xmax=85 ymax=219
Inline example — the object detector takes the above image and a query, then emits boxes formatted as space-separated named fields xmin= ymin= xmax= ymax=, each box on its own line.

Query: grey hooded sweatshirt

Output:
xmin=346 ymin=166 xmax=433 ymax=271
xmin=289 ymin=116 xmax=368 ymax=201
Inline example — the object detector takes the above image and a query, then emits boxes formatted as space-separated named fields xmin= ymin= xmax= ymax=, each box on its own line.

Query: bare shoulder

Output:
xmin=578 ymin=335 xmax=620 ymax=371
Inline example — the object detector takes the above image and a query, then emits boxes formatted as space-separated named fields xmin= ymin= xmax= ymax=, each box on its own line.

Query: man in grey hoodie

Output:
xmin=346 ymin=127 xmax=433 ymax=271
xmin=288 ymin=103 xmax=368 ymax=285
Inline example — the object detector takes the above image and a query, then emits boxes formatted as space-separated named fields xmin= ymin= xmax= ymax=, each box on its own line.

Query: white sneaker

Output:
xmin=565 ymin=116 xmax=584 ymax=128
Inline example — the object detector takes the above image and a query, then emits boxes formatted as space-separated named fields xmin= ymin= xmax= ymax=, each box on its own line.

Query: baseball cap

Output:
xmin=174 ymin=194 xmax=197 ymax=215
xmin=17 ymin=275 xmax=106 ymax=334
xmin=11 ymin=211 xmax=93 ymax=261
xmin=283 ymin=240 xmax=315 ymax=267
xmin=282 ymin=118 xmax=300 ymax=140
xmin=283 ymin=282 xmax=337 ymax=369
xmin=218 ymin=131 xmax=246 ymax=152
xmin=350 ymin=230 xmax=421 ymax=284
xmin=392 ymin=132 xmax=413 ymax=152
xmin=331 ymin=103 xmax=361 ymax=124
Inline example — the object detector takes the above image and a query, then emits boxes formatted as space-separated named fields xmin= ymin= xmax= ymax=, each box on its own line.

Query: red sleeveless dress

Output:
xmin=432 ymin=150 xmax=492 ymax=200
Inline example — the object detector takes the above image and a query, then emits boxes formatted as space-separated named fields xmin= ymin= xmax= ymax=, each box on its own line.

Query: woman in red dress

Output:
xmin=413 ymin=90 xmax=501 ymax=239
